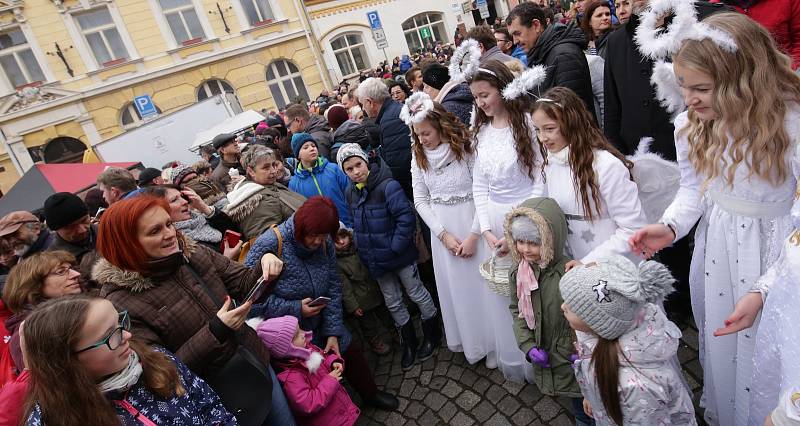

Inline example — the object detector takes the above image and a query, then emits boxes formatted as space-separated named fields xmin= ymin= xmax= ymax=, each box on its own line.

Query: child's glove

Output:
xmin=527 ymin=347 xmax=550 ymax=368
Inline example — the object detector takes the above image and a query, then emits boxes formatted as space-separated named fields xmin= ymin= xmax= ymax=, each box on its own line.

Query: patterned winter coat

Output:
xmin=244 ymin=217 xmax=347 ymax=347
xmin=27 ymin=348 xmax=236 ymax=426
xmin=344 ymin=159 xmax=418 ymax=278
xmin=574 ymin=303 xmax=697 ymax=426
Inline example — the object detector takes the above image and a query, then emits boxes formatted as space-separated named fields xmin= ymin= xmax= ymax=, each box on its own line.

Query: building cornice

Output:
xmin=0 ymin=28 xmax=308 ymax=122
xmin=309 ymin=0 xmax=394 ymax=19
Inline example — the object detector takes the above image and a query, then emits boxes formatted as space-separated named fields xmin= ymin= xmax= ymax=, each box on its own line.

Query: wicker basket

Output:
xmin=479 ymin=252 xmax=512 ymax=297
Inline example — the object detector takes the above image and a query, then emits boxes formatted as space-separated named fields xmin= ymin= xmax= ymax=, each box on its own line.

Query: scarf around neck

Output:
xmin=423 ymin=143 xmax=457 ymax=172
xmin=516 ymin=260 xmax=539 ymax=329
xmin=175 ymin=211 xmax=222 ymax=244
xmin=99 ymin=350 xmax=142 ymax=394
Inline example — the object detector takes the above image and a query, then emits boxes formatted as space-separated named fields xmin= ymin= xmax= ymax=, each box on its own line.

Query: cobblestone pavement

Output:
xmin=352 ymin=317 xmax=705 ymax=426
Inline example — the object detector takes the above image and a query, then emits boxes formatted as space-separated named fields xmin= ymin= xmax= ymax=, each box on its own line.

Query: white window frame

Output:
xmin=0 ymin=25 xmax=51 ymax=94
xmin=197 ymin=78 xmax=235 ymax=101
xmin=330 ymin=32 xmax=369 ymax=78
xmin=266 ymin=60 xmax=309 ymax=109
xmin=230 ymin=0 xmax=283 ymax=30
xmin=402 ymin=12 xmax=447 ymax=53
xmin=62 ymin=4 xmax=139 ymax=71
xmin=148 ymin=0 xmax=214 ymax=48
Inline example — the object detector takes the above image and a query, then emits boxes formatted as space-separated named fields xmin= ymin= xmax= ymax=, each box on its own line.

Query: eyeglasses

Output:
xmin=48 ymin=266 xmax=72 ymax=277
xmin=74 ymin=311 xmax=130 ymax=354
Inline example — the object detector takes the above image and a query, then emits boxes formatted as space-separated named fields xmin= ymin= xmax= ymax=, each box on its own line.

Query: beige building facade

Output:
xmin=0 ymin=0 xmax=329 ymax=192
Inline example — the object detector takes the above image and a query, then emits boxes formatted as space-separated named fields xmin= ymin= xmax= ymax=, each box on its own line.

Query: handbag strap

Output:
xmin=270 ymin=225 xmax=283 ymax=259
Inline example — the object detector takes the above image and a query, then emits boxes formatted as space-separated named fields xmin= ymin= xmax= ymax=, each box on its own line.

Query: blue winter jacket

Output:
xmin=27 ymin=348 xmax=235 ymax=426
xmin=441 ymin=81 xmax=474 ymax=126
xmin=376 ymin=99 xmax=413 ymax=195
xmin=344 ymin=159 xmax=417 ymax=278
xmin=288 ymin=157 xmax=353 ymax=228
xmin=511 ymin=45 xmax=528 ymax=65
xmin=244 ymin=217 xmax=347 ymax=345
xmin=399 ymin=55 xmax=413 ymax=73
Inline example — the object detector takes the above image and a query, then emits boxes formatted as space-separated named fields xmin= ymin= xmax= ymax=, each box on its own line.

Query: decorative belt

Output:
xmin=708 ymin=190 xmax=792 ymax=219
xmin=430 ymin=194 xmax=473 ymax=205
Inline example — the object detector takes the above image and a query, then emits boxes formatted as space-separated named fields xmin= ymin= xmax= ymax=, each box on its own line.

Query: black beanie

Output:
xmin=422 ymin=64 xmax=450 ymax=91
xmin=43 ymin=192 xmax=88 ymax=230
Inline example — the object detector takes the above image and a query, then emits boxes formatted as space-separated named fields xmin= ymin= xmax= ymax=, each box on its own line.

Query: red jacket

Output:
xmin=713 ymin=0 xmax=800 ymax=69
xmin=0 ymin=370 xmax=29 ymax=426
xmin=275 ymin=345 xmax=359 ymax=426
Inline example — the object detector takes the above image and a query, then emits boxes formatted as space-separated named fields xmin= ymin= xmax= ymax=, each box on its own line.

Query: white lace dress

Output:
xmin=660 ymin=109 xmax=800 ymax=426
xmin=471 ymin=120 xmax=546 ymax=383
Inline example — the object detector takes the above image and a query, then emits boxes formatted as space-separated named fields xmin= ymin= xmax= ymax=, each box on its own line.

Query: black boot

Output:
xmin=399 ymin=321 xmax=418 ymax=370
xmin=417 ymin=315 xmax=441 ymax=362
xmin=365 ymin=390 xmax=400 ymax=410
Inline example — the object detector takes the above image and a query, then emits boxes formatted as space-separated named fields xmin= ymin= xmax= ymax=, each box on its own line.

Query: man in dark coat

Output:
xmin=43 ymin=192 xmax=99 ymax=285
xmin=421 ymin=64 xmax=474 ymax=125
xmin=507 ymin=2 xmax=596 ymax=118
xmin=209 ymin=133 xmax=244 ymax=192
xmin=356 ymin=77 xmax=413 ymax=198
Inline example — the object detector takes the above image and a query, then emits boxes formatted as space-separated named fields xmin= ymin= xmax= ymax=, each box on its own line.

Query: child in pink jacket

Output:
xmin=249 ymin=315 xmax=360 ymax=426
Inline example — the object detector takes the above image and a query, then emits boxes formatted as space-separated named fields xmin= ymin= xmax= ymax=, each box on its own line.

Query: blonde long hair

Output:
xmin=675 ymin=12 xmax=800 ymax=187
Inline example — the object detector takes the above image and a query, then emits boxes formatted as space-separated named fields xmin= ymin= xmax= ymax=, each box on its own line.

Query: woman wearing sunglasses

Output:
xmin=20 ymin=295 xmax=236 ymax=425
xmin=3 ymin=250 xmax=83 ymax=376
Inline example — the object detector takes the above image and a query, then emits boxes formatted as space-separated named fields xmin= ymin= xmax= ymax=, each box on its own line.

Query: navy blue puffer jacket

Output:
xmin=244 ymin=217 xmax=346 ymax=343
xmin=376 ymin=99 xmax=413 ymax=196
xmin=345 ymin=159 xmax=417 ymax=278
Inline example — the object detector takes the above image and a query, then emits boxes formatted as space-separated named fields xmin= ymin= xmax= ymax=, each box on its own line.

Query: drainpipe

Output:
xmin=293 ymin=0 xmax=333 ymax=91
xmin=0 ymin=129 xmax=23 ymax=176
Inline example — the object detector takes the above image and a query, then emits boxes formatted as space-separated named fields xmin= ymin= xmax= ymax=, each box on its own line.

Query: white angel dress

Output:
xmin=659 ymin=108 xmax=800 ymax=426
xmin=748 ymin=196 xmax=800 ymax=425
xmin=472 ymin=119 xmax=546 ymax=383
xmin=412 ymin=144 xmax=526 ymax=379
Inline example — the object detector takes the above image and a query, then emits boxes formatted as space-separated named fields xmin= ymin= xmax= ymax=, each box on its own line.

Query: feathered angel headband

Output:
xmin=634 ymin=0 xmax=738 ymax=117
xmin=502 ymin=65 xmax=548 ymax=101
xmin=400 ymin=92 xmax=435 ymax=126
xmin=448 ymin=39 xmax=482 ymax=83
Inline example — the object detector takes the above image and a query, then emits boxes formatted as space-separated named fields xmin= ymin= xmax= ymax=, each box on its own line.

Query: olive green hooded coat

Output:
xmin=504 ymin=197 xmax=581 ymax=398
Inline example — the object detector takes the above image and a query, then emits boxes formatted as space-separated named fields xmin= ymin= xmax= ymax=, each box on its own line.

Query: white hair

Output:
xmin=356 ymin=78 xmax=389 ymax=103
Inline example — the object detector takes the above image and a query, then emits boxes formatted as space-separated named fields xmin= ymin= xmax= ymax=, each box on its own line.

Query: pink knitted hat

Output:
xmin=255 ymin=315 xmax=312 ymax=360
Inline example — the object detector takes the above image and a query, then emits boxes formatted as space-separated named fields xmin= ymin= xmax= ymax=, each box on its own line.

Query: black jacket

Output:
xmin=375 ymin=100 xmax=413 ymax=197
xmin=603 ymin=2 xmax=733 ymax=160
xmin=527 ymin=22 xmax=596 ymax=119
xmin=441 ymin=82 xmax=474 ymax=126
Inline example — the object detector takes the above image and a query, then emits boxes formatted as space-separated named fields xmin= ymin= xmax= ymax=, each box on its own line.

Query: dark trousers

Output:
xmin=342 ymin=341 xmax=378 ymax=398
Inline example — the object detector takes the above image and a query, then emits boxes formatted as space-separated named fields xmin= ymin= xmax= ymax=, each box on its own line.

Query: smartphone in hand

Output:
xmin=221 ymin=230 xmax=242 ymax=252
xmin=243 ymin=277 xmax=268 ymax=304
xmin=308 ymin=296 xmax=332 ymax=307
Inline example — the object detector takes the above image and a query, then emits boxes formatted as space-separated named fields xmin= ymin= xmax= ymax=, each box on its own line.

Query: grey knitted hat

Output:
xmin=336 ymin=143 xmax=368 ymax=169
xmin=509 ymin=215 xmax=541 ymax=245
xmin=559 ymin=255 xmax=675 ymax=340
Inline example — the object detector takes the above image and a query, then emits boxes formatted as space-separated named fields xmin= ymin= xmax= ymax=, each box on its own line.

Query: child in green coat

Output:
xmin=335 ymin=226 xmax=393 ymax=355
xmin=504 ymin=197 xmax=590 ymax=424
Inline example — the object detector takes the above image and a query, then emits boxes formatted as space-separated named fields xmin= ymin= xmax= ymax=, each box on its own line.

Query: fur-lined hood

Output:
xmin=92 ymin=236 xmax=199 ymax=293
xmin=504 ymin=197 xmax=568 ymax=269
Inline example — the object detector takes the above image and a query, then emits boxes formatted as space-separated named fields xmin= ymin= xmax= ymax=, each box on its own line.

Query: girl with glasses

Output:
xmin=21 ymin=295 xmax=235 ymax=425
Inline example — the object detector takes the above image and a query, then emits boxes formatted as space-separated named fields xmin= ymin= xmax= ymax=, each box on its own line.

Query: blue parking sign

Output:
xmin=367 ymin=11 xmax=382 ymax=30
xmin=134 ymin=95 xmax=158 ymax=118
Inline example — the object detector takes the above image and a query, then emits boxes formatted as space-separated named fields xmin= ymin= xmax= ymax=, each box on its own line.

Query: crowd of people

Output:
xmin=0 ymin=0 xmax=798 ymax=425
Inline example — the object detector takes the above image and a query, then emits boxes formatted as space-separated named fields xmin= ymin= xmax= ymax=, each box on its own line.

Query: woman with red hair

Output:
xmin=90 ymin=195 xmax=294 ymax=425
xmin=245 ymin=196 xmax=399 ymax=411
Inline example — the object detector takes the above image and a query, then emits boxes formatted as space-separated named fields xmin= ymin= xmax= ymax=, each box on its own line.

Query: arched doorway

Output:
xmin=43 ymin=137 xmax=87 ymax=164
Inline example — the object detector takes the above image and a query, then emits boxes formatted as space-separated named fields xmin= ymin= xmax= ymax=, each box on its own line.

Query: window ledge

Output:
xmin=86 ymin=57 xmax=143 ymax=77
xmin=166 ymin=37 xmax=219 ymax=55
xmin=241 ymin=18 xmax=288 ymax=36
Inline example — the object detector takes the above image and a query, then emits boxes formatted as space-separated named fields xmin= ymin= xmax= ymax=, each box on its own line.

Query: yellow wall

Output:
xmin=0 ymin=0 xmax=326 ymax=193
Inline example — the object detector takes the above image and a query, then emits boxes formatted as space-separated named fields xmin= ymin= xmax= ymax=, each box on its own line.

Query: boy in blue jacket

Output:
xmin=288 ymin=132 xmax=353 ymax=228
xmin=336 ymin=143 xmax=440 ymax=371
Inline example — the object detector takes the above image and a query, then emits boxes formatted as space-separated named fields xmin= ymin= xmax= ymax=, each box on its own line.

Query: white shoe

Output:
xmin=485 ymin=352 xmax=497 ymax=370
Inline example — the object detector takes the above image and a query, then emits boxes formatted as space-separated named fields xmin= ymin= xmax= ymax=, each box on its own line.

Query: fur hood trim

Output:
xmin=225 ymin=181 xmax=264 ymax=210
xmin=504 ymin=207 xmax=554 ymax=269
xmin=92 ymin=236 xmax=199 ymax=293
xmin=223 ymin=193 xmax=264 ymax=224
